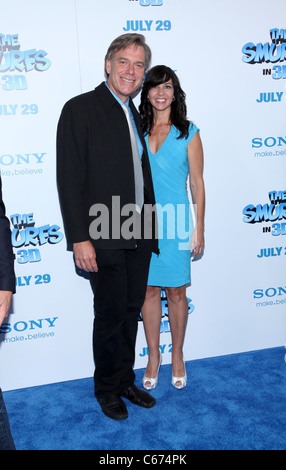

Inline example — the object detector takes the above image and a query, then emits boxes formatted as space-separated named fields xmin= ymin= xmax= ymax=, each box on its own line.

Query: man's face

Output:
xmin=106 ymin=44 xmax=146 ymax=102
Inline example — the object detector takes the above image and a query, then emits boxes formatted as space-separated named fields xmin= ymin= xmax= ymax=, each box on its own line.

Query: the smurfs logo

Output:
xmin=0 ymin=33 xmax=51 ymax=90
xmin=242 ymin=28 xmax=286 ymax=80
xmin=10 ymin=212 xmax=64 ymax=264
xmin=243 ymin=190 xmax=286 ymax=236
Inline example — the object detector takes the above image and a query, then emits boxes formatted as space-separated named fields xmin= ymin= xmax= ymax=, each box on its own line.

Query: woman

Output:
xmin=139 ymin=66 xmax=205 ymax=390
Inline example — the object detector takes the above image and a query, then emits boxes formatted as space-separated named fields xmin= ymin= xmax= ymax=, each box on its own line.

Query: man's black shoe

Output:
xmin=97 ymin=394 xmax=128 ymax=421
xmin=121 ymin=384 xmax=156 ymax=409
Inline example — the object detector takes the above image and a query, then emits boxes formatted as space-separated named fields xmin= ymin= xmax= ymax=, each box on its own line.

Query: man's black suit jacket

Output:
xmin=0 ymin=177 xmax=15 ymax=293
xmin=57 ymin=82 xmax=158 ymax=253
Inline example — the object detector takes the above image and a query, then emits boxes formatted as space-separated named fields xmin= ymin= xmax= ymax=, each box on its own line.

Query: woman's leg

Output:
xmin=141 ymin=286 xmax=162 ymax=386
xmin=165 ymin=285 xmax=188 ymax=386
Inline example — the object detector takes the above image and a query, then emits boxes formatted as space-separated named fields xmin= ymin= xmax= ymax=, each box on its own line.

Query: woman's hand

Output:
xmin=191 ymin=227 xmax=204 ymax=257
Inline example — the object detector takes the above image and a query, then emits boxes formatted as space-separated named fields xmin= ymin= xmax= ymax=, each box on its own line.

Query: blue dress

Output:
xmin=146 ymin=123 xmax=199 ymax=287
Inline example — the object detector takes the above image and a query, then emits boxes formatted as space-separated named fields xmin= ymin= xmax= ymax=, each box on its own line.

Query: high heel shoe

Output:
xmin=172 ymin=361 xmax=187 ymax=390
xmin=143 ymin=352 xmax=162 ymax=390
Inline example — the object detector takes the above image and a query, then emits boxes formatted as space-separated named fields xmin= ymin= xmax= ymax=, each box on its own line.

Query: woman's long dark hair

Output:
xmin=139 ymin=65 xmax=190 ymax=140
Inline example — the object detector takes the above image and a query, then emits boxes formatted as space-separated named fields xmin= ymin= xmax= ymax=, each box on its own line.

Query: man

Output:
xmin=57 ymin=34 xmax=158 ymax=420
xmin=0 ymin=176 xmax=16 ymax=450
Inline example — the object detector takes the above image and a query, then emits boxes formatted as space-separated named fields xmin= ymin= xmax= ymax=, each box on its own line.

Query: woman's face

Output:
xmin=148 ymin=79 xmax=175 ymax=113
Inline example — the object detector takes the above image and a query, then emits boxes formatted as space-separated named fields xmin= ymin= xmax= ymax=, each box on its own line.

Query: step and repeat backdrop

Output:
xmin=0 ymin=0 xmax=285 ymax=390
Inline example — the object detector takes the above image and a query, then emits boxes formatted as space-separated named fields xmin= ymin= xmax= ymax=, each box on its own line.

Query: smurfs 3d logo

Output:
xmin=243 ymin=190 xmax=286 ymax=236
xmin=242 ymin=28 xmax=286 ymax=80
xmin=0 ymin=33 xmax=51 ymax=91
xmin=139 ymin=0 xmax=163 ymax=5
xmin=10 ymin=212 xmax=64 ymax=264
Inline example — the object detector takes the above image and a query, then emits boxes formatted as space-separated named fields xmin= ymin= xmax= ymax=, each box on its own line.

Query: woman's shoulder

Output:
xmin=172 ymin=122 xmax=199 ymax=143
xmin=188 ymin=121 xmax=199 ymax=134
xmin=186 ymin=122 xmax=199 ymax=143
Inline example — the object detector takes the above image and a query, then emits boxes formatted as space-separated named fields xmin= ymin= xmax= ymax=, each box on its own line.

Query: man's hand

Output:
xmin=0 ymin=291 xmax=13 ymax=328
xmin=73 ymin=241 xmax=98 ymax=273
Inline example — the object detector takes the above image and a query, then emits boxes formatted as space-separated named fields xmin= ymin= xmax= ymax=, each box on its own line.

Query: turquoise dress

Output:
xmin=146 ymin=123 xmax=199 ymax=287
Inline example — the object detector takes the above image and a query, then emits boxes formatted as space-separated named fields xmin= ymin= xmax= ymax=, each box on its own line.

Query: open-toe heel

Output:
xmin=172 ymin=361 xmax=187 ymax=390
xmin=143 ymin=352 xmax=162 ymax=390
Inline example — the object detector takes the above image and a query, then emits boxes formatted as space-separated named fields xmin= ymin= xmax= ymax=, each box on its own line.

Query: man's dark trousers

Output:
xmin=0 ymin=389 xmax=15 ymax=450
xmin=91 ymin=237 xmax=152 ymax=398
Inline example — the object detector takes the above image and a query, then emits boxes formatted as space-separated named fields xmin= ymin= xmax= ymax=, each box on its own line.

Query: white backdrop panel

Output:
xmin=0 ymin=0 xmax=285 ymax=390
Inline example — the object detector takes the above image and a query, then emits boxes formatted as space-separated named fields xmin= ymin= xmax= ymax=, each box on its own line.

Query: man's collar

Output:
xmin=94 ymin=82 xmax=135 ymax=114
xmin=105 ymin=81 xmax=130 ymax=107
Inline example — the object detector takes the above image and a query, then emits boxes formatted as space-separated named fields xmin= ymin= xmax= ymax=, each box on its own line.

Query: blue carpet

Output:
xmin=3 ymin=347 xmax=286 ymax=450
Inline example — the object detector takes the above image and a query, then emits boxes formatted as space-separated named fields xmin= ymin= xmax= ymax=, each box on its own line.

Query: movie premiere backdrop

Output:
xmin=0 ymin=0 xmax=285 ymax=391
